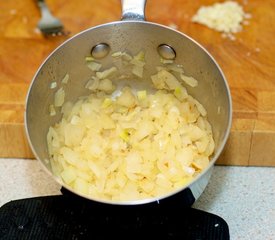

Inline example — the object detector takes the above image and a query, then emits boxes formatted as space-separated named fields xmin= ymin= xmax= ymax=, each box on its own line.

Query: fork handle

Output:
xmin=37 ymin=0 xmax=47 ymax=7
xmin=36 ymin=0 xmax=54 ymax=19
xmin=37 ymin=0 xmax=47 ymax=4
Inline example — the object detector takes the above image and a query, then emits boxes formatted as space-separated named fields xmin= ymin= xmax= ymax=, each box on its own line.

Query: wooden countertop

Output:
xmin=1 ymin=0 xmax=275 ymax=166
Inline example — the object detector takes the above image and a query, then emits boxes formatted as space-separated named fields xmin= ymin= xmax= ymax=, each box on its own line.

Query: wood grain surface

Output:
xmin=0 ymin=0 xmax=275 ymax=166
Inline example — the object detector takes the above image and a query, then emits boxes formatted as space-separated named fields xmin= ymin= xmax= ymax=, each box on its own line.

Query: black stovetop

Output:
xmin=0 ymin=188 xmax=229 ymax=240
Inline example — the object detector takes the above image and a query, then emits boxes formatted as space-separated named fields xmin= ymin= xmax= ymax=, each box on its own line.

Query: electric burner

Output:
xmin=0 ymin=188 xmax=229 ymax=239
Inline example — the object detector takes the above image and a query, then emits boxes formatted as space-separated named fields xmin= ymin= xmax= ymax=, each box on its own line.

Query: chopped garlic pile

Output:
xmin=192 ymin=1 xmax=251 ymax=37
xmin=47 ymin=52 xmax=215 ymax=202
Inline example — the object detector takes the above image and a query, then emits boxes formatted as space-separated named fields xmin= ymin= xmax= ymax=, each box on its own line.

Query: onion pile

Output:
xmin=47 ymin=51 xmax=215 ymax=202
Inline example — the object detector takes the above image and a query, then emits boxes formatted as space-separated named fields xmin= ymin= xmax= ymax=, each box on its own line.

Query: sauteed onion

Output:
xmin=47 ymin=52 xmax=215 ymax=202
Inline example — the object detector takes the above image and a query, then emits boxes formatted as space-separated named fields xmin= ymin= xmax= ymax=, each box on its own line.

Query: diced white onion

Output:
xmin=180 ymin=74 xmax=198 ymax=87
xmin=61 ymin=73 xmax=69 ymax=84
xmin=54 ymin=87 xmax=65 ymax=107
xmin=47 ymin=50 xmax=214 ymax=202
xmin=50 ymin=82 xmax=57 ymax=89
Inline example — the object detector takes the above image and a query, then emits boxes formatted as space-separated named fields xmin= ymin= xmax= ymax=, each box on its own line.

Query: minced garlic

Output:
xmin=192 ymin=1 xmax=251 ymax=38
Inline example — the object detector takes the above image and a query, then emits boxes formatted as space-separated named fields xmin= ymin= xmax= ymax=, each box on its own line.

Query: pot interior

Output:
xmin=26 ymin=21 xmax=231 ymax=203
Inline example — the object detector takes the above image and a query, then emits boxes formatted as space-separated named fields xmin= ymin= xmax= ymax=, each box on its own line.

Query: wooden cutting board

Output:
xmin=1 ymin=0 xmax=275 ymax=166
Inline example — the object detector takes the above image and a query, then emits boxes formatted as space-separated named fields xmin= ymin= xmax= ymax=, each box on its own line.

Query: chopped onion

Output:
xmin=102 ymin=98 xmax=112 ymax=108
xmin=137 ymin=90 xmax=147 ymax=101
xmin=160 ymin=58 xmax=174 ymax=64
xmin=133 ymin=51 xmax=145 ymax=62
xmin=132 ymin=65 xmax=143 ymax=78
xmin=87 ymin=61 xmax=102 ymax=71
xmin=159 ymin=69 xmax=181 ymax=90
xmin=49 ymin=104 xmax=56 ymax=116
xmin=61 ymin=73 xmax=69 ymax=84
xmin=97 ymin=79 xmax=115 ymax=93
xmin=50 ymin=81 xmax=57 ymax=89
xmin=180 ymin=74 xmax=198 ymax=87
xmin=112 ymin=51 xmax=133 ymax=61
xmin=96 ymin=67 xmax=117 ymax=79
xmin=166 ymin=64 xmax=184 ymax=73
xmin=130 ymin=51 xmax=145 ymax=78
xmin=85 ymin=56 xmax=94 ymax=62
xmin=54 ymin=87 xmax=65 ymax=107
xmin=130 ymin=58 xmax=145 ymax=67
xmin=119 ymin=129 xmax=130 ymax=142
xmin=47 ymin=49 xmax=215 ymax=202
xmin=60 ymin=166 xmax=77 ymax=184
xmin=116 ymin=87 xmax=136 ymax=108
xmin=85 ymin=77 xmax=99 ymax=91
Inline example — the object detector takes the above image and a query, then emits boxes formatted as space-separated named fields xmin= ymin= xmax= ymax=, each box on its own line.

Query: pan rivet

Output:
xmin=91 ymin=43 xmax=110 ymax=59
xmin=157 ymin=44 xmax=176 ymax=60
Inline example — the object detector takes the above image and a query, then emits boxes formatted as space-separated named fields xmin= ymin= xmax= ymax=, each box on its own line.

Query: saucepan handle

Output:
xmin=121 ymin=0 xmax=147 ymax=21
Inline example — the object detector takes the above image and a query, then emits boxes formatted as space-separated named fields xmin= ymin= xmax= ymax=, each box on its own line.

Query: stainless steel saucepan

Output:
xmin=25 ymin=0 xmax=232 ymax=205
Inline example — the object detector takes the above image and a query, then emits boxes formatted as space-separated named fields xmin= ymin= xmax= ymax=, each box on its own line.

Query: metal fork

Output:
xmin=36 ymin=0 xmax=65 ymax=36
